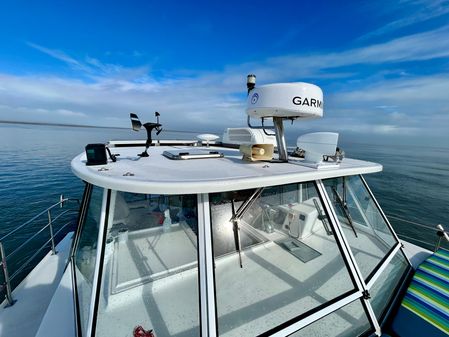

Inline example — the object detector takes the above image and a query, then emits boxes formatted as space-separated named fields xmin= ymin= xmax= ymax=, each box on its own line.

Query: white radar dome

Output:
xmin=246 ymin=82 xmax=323 ymax=119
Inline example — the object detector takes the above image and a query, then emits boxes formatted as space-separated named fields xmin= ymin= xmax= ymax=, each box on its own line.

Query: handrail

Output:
xmin=435 ymin=224 xmax=449 ymax=251
xmin=397 ymin=234 xmax=435 ymax=248
xmin=0 ymin=198 xmax=79 ymax=242
xmin=9 ymin=220 xmax=73 ymax=281
xmin=386 ymin=214 xmax=438 ymax=231
xmin=387 ymin=213 xmax=448 ymax=251
xmin=0 ymin=196 xmax=79 ymax=306
xmin=6 ymin=209 xmax=78 ymax=260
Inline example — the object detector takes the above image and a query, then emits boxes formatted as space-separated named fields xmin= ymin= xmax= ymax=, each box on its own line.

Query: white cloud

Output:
xmin=27 ymin=42 xmax=90 ymax=72
xmin=56 ymin=109 xmax=87 ymax=117
xmin=1 ymin=25 xmax=449 ymax=143
xmin=360 ymin=0 xmax=449 ymax=39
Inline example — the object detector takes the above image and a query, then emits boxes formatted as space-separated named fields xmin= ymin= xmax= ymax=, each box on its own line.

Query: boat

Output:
xmin=1 ymin=75 xmax=449 ymax=337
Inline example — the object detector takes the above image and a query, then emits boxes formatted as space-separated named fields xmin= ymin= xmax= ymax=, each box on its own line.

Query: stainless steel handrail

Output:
xmin=387 ymin=213 xmax=448 ymax=251
xmin=9 ymin=220 xmax=74 ymax=281
xmin=435 ymin=224 xmax=449 ymax=251
xmin=387 ymin=214 xmax=438 ymax=231
xmin=0 ymin=196 xmax=79 ymax=306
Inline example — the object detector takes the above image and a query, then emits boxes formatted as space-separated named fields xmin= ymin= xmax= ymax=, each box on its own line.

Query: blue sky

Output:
xmin=1 ymin=0 xmax=449 ymax=145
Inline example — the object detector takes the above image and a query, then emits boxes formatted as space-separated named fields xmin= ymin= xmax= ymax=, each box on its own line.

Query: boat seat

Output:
xmin=389 ymin=248 xmax=449 ymax=336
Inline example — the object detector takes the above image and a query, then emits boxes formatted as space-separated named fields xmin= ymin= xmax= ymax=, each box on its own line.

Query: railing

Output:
xmin=387 ymin=214 xmax=449 ymax=251
xmin=0 ymin=196 xmax=79 ymax=306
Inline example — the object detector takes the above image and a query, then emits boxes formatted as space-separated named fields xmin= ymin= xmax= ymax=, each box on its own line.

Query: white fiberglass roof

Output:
xmin=71 ymin=144 xmax=382 ymax=194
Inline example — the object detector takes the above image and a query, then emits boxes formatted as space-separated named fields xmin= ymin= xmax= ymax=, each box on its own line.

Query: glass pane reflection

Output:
xmin=74 ymin=186 xmax=103 ymax=336
xmin=289 ymin=300 xmax=372 ymax=337
xmin=210 ymin=183 xmax=356 ymax=336
xmin=323 ymin=176 xmax=398 ymax=280
xmin=369 ymin=251 xmax=409 ymax=319
xmin=94 ymin=192 xmax=200 ymax=337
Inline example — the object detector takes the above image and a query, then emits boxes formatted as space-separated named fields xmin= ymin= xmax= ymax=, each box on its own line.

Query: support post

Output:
xmin=48 ymin=210 xmax=57 ymax=255
xmin=0 ymin=242 xmax=14 ymax=306
xmin=273 ymin=117 xmax=288 ymax=161
xmin=435 ymin=224 xmax=448 ymax=252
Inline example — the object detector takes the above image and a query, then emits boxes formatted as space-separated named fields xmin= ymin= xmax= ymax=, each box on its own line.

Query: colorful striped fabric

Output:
xmin=392 ymin=248 xmax=449 ymax=336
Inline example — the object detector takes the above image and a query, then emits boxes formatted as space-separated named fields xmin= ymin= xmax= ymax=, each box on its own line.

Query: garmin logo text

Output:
xmin=292 ymin=96 xmax=322 ymax=108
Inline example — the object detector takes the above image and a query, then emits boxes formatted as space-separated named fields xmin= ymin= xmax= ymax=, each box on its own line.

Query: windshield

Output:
xmin=93 ymin=191 xmax=200 ymax=337
xmin=323 ymin=176 xmax=399 ymax=280
xmin=209 ymin=182 xmax=362 ymax=336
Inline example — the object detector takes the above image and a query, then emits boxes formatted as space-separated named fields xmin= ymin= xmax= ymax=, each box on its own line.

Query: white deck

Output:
xmin=71 ymin=145 xmax=382 ymax=194
xmin=0 ymin=233 xmax=73 ymax=337
xmin=401 ymin=240 xmax=432 ymax=269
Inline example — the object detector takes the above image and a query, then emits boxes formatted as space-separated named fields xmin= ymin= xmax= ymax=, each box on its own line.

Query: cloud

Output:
xmin=27 ymin=42 xmax=91 ymax=73
xmin=1 ymin=25 xmax=449 ymax=144
xmin=28 ymin=42 xmax=150 ymax=79
xmin=251 ymin=24 xmax=449 ymax=81
xmin=360 ymin=0 xmax=449 ymax=39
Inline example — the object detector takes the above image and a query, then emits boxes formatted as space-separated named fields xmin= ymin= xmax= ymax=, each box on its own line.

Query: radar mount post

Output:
xmin=273 ymin=117 xmax=289 ymax=162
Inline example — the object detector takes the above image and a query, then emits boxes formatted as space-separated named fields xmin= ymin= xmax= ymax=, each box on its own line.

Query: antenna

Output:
xmin=247 ymin=74 xmax=256 ymax=95
xmin=130 ymin=112 xmax=163 ymax=157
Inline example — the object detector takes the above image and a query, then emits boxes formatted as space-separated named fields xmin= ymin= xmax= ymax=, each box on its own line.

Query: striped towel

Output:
xmin=392 ymin=248 xmax=449 ymax=336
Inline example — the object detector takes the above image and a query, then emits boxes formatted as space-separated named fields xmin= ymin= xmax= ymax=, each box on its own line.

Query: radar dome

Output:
xmin=246 ymin=82 xmax=323 ymax=119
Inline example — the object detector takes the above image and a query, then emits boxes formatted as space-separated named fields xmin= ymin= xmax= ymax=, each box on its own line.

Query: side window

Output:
xmin=74 ymin=186 xmax=104 ymax=336
xmin=323 ymin=176 xmax=399 ymax=281
xmin=210 ymin=182 xmax=358 ymax=336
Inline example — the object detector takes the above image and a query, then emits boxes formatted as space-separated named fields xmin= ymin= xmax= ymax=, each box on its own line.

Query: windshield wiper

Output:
xmin=331 ymin=186 xmax=358 ymax=237
xmin=230 ymin=187 xmax=264 ymax=268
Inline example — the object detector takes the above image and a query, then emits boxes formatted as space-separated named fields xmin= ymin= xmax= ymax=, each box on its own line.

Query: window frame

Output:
xmin=70 ymin=174 xmax=413 ymax=337
xmin=208 ymin=180 xmax=375 ymax=337
xmin=319 ymin=175 xmax=415 ymax=334
xmin=71 ymin=182 xmax=92 ymax=337
xmin=75 ymin=190 xmax=204 ymax=337
xmin=71 ymin=186 xmax=110 ymax=337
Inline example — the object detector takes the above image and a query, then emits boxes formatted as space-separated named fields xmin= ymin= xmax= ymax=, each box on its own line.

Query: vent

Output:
xmin=227 ymin=129 xmax=252 ymax=143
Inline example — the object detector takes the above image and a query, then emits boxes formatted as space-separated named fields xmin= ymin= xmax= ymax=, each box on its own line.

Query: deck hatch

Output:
xmin=276 ymin=238 xmax=321 ymax=263
xmin=163 ymin=149 xmax=224 ymax=160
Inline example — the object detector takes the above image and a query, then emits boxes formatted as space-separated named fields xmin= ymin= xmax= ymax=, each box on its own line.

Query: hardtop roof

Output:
xmin=71 ymin=144 xmax=382 ymax=194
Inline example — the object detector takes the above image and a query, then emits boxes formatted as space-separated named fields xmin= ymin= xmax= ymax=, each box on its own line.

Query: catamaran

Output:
xmin=1 ymin=75 xmax=448 ymax=337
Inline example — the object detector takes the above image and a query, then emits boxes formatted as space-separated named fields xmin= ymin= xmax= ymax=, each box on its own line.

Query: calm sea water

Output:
xmin=1 ymin=123 xmax=448 ymax=288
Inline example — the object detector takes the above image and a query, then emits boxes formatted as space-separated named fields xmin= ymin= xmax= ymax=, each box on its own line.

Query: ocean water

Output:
xmin=1 ymin=123 xmax=448 ymax=292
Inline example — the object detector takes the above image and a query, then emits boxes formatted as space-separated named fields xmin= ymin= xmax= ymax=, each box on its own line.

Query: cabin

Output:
xmin=68 ymin=140 xmax=412 ymax=337
xmin=64 ymin=80 xmax=415 ymax=337
xmin=4 ymin=78 xmax=447 ymax=337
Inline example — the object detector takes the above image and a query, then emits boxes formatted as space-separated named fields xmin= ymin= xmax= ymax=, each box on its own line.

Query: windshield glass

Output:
xmin=323 ymin=175 xmax=399 ymax=281
xmin=94 ymin=191 xmax=199 ymax=337
xmin=210 ymin=182 xmax=357 ymax=336
xmin=74 ymin=185 xmax=104 ymax=336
